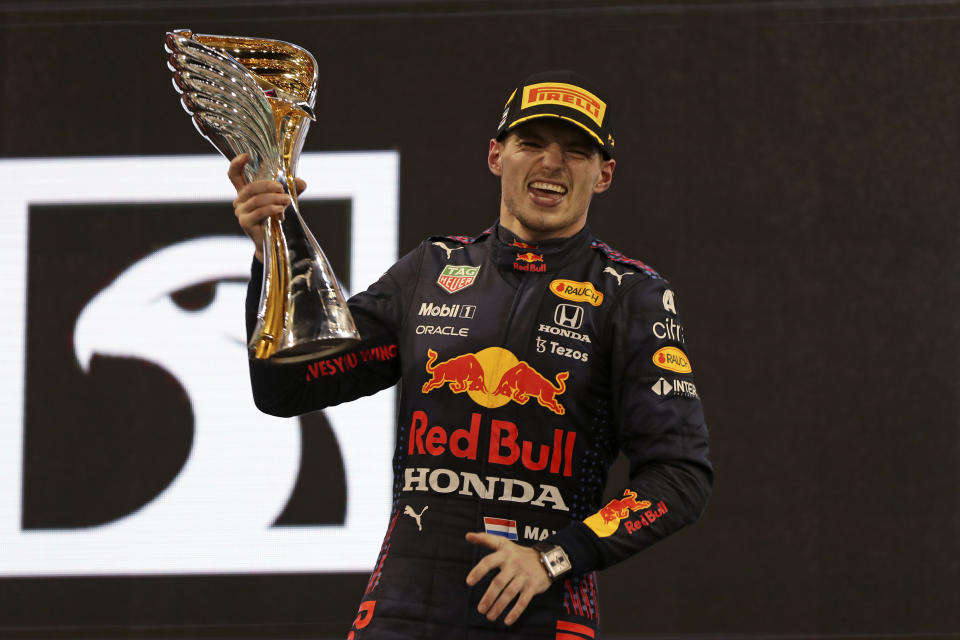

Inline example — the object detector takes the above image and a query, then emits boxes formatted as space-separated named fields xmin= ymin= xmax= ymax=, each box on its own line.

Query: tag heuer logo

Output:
xmin=437 ymin=265 xmax=480 ymax=294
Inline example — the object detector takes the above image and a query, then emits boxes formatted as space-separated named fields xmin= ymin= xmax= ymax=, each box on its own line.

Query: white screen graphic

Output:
xmin=0 ymin=153 xmax=399 ymax=575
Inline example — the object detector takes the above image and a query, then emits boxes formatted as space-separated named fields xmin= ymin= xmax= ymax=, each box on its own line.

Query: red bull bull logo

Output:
xmin=513 ymin=252 xmax=546 ymax=273
xmin=584 ymin=489 xmax=653 ymax=538
xmin=422 ymin=349 xmax=486 ymax=394
xmin=422 ymin=347 xmax=568 ymax=415
xmin=516 ymin=252 xmax=544 ymax=263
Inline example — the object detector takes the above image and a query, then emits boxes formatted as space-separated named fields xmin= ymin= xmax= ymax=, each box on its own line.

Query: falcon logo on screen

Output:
xmin=0 ymin=153 xmax=398 ymax=576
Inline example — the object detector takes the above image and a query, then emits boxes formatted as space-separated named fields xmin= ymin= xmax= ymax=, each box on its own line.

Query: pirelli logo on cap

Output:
xmin=521 ymin=82 xmax=606 ymax=126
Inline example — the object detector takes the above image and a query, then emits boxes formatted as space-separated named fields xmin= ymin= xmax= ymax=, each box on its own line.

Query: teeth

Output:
xmin=530 ymin=181 xmax=566 ymax=194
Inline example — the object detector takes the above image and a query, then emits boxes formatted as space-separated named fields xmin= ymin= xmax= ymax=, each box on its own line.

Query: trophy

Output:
xmin=164 ymin=29 xmax=360 ymax=362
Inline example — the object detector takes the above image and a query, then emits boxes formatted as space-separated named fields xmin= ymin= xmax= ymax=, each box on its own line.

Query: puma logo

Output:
xmin=432 ymin=242 xmax=464 ymax=260
xmin=403 ymin=505 xmax=428 ymax=531
xmin=603 ymin=266 xmax=634 ymax=286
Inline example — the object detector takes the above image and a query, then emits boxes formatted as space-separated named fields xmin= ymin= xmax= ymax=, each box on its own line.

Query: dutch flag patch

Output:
xmin=483 ymin=516 xmax=518 ymax=540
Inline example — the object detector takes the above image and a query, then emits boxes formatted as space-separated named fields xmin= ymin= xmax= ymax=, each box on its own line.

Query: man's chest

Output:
xmin=399 ymin=258 xmax=611 ymax=418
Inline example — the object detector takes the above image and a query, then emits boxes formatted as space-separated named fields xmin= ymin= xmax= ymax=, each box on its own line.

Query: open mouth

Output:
xmin=528 ymin=180 xmax=568 ymax=201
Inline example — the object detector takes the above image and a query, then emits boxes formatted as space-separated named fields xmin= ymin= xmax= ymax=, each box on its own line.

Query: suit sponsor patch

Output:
xmin=437 ymin=265 xmax=480 ymax=294
xmin=402 ymin=467 xmax=569 ymax=511
xmin=652 ymin=346 xmax=691 ymax=373
xmin=549 ymin=279 xmax=603 ymax=306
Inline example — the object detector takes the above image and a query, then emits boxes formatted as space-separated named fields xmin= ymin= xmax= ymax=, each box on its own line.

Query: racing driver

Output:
xmin=228 ymin=70 xmax=712 ymax=639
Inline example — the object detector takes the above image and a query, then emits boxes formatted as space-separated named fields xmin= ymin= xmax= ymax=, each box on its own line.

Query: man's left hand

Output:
xmin=464 ymin=531 xmax=552 ymax=626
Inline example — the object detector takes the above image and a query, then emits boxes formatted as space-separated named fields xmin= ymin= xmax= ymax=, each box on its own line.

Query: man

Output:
xmin=229 ymin=71 xmax=712 ymax=639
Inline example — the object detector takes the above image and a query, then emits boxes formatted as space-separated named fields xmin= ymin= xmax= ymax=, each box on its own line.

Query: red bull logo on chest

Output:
xmin=422 ymin=347 xmax=568 ymax=415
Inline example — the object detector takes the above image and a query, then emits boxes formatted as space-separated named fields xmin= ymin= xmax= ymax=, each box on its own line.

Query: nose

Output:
xmin=541 ymin=142 xmax=564 ymax=169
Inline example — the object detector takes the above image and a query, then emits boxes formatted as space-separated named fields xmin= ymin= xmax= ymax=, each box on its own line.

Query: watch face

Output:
xmin=544 ymin=546 xmax=572 ymax=577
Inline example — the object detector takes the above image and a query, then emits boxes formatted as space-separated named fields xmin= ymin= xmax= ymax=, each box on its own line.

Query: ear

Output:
xmin=488 ymin=139 xmax=503 ymax=177
xmin=593 ymin=158 xmax=615 ymax=194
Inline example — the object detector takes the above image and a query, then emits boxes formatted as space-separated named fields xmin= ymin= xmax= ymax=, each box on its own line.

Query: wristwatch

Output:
xmin=532 ymin=542 xmax=572 ymax=581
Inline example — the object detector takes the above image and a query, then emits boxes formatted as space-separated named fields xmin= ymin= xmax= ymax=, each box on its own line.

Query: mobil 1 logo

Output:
xmin=418 ymin=302 xmax=476 ymax=319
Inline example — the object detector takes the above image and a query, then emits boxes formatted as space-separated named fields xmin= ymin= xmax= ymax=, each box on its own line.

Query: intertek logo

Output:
xmin=418 ymin=302 xmax=476 ymax=319
xmin=652 ymin=377 xmax=698 ymax=398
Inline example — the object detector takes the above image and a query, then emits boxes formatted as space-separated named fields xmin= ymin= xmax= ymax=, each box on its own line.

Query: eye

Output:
xmin=170 ymin=281 xmax=216 ymax=311
xmin=170 ymin=278 xmax=246 ymax=311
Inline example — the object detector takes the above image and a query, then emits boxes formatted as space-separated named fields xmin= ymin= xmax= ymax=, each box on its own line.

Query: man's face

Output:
xmin=488 ymin=119 xmax=615 ymax=241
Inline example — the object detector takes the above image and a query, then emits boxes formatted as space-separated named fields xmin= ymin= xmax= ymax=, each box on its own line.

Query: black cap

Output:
xmin=495 ymin=70 xmax=615 ymax=158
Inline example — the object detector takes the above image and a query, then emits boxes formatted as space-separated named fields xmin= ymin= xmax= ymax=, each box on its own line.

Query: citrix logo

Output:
xmin=652 ymin=316 xmax=684 ymax=342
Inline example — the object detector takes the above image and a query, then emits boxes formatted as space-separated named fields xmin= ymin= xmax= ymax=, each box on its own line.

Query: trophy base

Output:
xmin=254 ymin=337 xmax=361 ymax=363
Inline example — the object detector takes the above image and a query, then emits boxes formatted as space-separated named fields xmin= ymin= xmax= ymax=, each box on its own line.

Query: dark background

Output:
xmin=2 ymin=0 xmax=958 ymax=638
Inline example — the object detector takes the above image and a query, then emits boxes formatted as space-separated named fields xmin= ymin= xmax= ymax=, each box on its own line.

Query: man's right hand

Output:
xmin=228 ymin=153 xmax=306 ymax=262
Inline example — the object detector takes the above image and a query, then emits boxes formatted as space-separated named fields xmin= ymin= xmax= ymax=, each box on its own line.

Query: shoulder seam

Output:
xmin=590 ymin=240 xmax=665 ymax=281
xmin=428 ymin=225 xmax=495 ymax=245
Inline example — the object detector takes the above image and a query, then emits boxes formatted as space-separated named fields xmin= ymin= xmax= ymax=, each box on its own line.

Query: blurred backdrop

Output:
xmin=1 ymin=1 xmax=958 ymax=638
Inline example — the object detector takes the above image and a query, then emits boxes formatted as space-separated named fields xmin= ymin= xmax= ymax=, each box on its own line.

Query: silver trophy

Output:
xmin=164 ymin=29 xmax=359 ymax=362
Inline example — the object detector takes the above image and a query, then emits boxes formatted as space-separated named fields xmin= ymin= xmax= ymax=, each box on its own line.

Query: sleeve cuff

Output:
xmin=546 ymin=521 xmax=603 ymax=576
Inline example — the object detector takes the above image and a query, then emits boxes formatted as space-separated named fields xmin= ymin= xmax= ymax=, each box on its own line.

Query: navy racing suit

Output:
xmin=245 ymin=224 xmax=712 ymax=639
